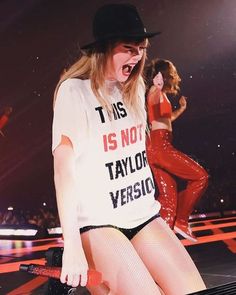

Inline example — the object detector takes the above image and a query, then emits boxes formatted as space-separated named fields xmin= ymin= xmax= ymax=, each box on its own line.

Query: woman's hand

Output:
xmin=179 ymin=96 xmax=187 ymax=110
xmin=60 ymin=239 xmax=89 ymax=288
xmin=153 ymin=72 xmax=164 ymax=91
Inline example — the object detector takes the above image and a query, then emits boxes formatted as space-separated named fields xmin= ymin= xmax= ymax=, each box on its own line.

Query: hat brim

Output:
xmin=81 ymin=31 xmax=161 ymax=50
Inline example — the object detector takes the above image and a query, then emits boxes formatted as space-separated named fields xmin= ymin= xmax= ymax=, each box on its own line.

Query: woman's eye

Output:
xmin=124 ymin=46 xmax=133 ymax=53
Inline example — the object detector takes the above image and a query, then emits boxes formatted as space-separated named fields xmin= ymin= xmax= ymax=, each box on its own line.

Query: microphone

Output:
xmin=19 ymin=264 xmax=102 ymax=287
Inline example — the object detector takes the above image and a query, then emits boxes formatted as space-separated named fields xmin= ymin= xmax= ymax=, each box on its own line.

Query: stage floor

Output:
xmin=1 ymin=216 xmax=236 ymax=294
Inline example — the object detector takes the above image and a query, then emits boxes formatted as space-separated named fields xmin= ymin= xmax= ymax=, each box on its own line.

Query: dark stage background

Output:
xmin=0 ymin=0 xmax=235 ymax=213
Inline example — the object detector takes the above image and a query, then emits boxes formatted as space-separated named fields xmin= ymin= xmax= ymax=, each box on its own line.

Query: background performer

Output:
xmin=145 ymin=58 xmax=209 ymax=242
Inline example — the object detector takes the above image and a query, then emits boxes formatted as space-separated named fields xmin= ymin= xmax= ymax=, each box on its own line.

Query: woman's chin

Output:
xmin=117 ymin=74 xmax=130 ymax=82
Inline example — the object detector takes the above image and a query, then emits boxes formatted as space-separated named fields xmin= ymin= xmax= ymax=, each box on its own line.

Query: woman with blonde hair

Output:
xmin=146 ymin=58 xmax=209 ymax=243
xmin=52 ymin=4 xmax=206 ymax=294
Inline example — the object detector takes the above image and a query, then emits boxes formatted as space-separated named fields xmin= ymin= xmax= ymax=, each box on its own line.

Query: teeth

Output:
xmin=122 ymin=65 xmax=132 ymax=74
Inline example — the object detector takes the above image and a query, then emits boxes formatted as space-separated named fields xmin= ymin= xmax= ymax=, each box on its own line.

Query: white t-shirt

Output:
xmin=52 ymin=78 xmax=160 ymax=228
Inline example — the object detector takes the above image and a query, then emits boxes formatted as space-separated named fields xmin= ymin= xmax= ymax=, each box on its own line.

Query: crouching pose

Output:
xmin=52 ymin=4 xmax=206 ymax=294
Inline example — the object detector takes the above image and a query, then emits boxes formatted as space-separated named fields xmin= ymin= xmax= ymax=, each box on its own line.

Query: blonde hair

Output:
xmin=54 ymin=39 xmax=148 ymax=123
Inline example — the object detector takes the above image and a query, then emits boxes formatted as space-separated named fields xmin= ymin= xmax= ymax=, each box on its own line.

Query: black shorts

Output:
xmin=80 ymin=213 xmax=160 ymax=240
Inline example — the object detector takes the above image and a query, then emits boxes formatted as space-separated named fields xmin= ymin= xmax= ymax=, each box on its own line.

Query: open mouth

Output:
xmin=122 ymin=64 xmax=135 ymax=76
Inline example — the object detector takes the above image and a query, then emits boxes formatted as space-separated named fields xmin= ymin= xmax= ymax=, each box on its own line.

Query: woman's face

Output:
xmin=106 ymin=41 xmax=147 ymax=82
xmin=153 ymin=72 xmax=164 ymax=89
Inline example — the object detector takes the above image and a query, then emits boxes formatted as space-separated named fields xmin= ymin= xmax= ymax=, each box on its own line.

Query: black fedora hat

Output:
xmin=81 ymin=3 xmax=161 ymax=50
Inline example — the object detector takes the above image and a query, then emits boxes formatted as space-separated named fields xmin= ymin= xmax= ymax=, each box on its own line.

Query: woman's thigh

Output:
xmin=81 ymin=227 xmax=161 ymax=295
xmin=156 ymin=148 xmax=206 ymax=181
xmin=131 ymin=217 xmax=206 ymax=295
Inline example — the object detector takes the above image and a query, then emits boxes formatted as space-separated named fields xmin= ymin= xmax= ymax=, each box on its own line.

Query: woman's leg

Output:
xmin=157 ymin=149 xmax=208 ymax=240
xmin=156 ymin=148 xmax=208 ymax=219
xmin=151 ymin=165 xmax=178 ymax=229
xmin=131 ymin=217 xmax=206 ymax=295
xmin=81 ymin=227 xmax=162 ymax=295
xmin=174 ymin=163 xmax=208 ymax=230
xmin=149 ymin=131 xmax=208 ymax=239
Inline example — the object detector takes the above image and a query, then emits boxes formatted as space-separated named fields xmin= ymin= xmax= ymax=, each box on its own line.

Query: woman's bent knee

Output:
xmin=199 ymin=170 xmax=209 ymax=188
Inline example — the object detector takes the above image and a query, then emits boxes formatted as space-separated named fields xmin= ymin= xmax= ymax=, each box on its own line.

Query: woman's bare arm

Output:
xmin=171 ymin=96 xmax=187 ymax=122
xmin=53 ymin=135 xmax=88 ymax=287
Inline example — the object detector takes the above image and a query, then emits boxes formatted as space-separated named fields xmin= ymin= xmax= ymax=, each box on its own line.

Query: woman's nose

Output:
xmin=132 ymin=49 xmax=143 ymax=61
